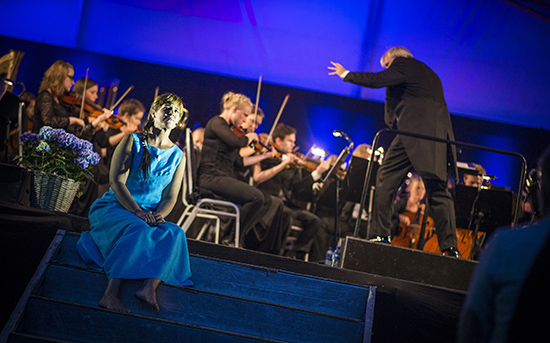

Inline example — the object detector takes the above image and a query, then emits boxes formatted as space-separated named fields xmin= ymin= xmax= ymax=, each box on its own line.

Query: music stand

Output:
xmin=454 ymin=184 xmax=513 ymax=257
xmin=342 ymin=156 xmax=379 ymax=204
xmin=316 ymin=145 xmax=351 ymax=248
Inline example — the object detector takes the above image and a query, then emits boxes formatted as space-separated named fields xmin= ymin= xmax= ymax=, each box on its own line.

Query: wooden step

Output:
xmin=54 ymin=232 xmax=371 ymax=320
xmin=34 ymin=264 xmax=365 ymax=343
xmin=14 ymin=296 xmax=279 ymax=343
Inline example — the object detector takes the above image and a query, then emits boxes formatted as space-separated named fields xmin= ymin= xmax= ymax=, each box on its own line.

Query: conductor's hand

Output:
xmin=328 ymin=61 xmax=346 ymax=77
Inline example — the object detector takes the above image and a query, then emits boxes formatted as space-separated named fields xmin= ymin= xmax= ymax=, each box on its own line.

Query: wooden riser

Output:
xmin=3 ymin=231 xmax=374 ymax=343
xmin=54 ymin=233 xmax=370 ymax=320
xmin=35 ymin=265 xmax=365 ymax=343
xmin=16 ymin=297 xmax=277 ymax=343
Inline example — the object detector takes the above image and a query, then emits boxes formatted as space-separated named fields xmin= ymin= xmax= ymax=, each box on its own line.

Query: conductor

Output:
xmin=328 ymin=46 xmax=460 ymax=257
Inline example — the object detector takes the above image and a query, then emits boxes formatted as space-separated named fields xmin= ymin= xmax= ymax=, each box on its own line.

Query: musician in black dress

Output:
xmin=329 ymin=46 xmax=460 ymax=257
xmin=197 ymin=92 xmax=282 ymax=252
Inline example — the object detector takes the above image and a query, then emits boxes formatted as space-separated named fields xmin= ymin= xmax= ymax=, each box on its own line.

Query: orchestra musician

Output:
xmin=192 ymin=127 xmax=205 ymax=151
xmin=33 ymin=60 xmax=86 ymax=133
xmin=94 ymin=98 xmax=146 ymax=197
xmin=197 ymin=92 xmax=283 ymax=252
xmin=463 ymin=163 xmax=487 ymax=188
xmin=329 ymin=46 xmax=460 ymax=257
xmin=256 ymin=123 xmax=330 ymax=261
xmin=391 ymin=175 xmax=427 ymax=235
xmin=235 ymin=105 xmax=292 ymax=254
xmin=65 ymin=77 xmax=113 ymax=141
xmin=65 ymin=77 xmax=113 ymax=216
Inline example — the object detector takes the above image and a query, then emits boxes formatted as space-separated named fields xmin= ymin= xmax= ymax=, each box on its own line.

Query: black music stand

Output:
xmin=315 ymin=145 xmax=351 ymax=248
xmin=342 ymin=156 xmax=379 ymax=204
xmin=454 ymin=184 xmax=513 ymax=258
xmin=0 ymin=92 xmax=25 ymax=163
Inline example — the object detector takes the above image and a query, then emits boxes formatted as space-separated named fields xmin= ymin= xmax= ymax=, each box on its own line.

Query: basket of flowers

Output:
xmin=18 ymin=126 xmax=100 ymax=212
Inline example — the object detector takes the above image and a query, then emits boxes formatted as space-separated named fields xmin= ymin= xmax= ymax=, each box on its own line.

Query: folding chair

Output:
xmin=177 ymin=128 xmax=241 ymax=247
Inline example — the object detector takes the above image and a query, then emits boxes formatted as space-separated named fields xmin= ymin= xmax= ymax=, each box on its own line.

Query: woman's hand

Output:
xmin=245 ymin=132 xmax=259 ymax=145
xmin=135 ymin=210 xmax=165 ymax=226
xmin=69 ymin=117 xmax=86 ymax=129
xmin=399 ymin=214 xmax=411 ymax=226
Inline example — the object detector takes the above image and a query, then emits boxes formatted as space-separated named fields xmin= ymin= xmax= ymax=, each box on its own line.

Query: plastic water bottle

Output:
xmin=324 ymin=247 xmax=334 ymax=266
xmin=332 ymin=246 xmax=341 ymax=268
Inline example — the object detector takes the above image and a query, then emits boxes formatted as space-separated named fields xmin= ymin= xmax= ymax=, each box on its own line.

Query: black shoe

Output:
xmin=369 ymin=236 xmax=391 ymax=244
xmin=442 ymin=247 xmax=462 ymax=258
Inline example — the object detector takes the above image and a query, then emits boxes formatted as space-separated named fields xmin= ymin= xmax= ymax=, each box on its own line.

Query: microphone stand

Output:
xmin=318 ymin=142 xmax=352 ymax=249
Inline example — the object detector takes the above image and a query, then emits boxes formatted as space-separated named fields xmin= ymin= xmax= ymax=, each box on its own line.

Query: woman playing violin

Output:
xmin=65 ymin=77 xmax=113 ymax=141
xmin=95 ymin=98 xmax=146 ymax=197
xmin=197 ymin=92 xmax=283 ymax=251
xmin=33 ymin=60 xmax=86 ymax=133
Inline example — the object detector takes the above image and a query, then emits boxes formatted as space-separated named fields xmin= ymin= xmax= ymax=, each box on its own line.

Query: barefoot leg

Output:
xmin=99 ymin=279 xmax=129 ymax=313
xmin=135 ymin=278 xmax=161 ymax=311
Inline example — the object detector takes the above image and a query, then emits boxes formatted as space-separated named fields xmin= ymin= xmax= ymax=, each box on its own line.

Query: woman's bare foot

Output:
xmin=99 ymin=278 xmax=129 ymax=313
xmin=99 ymin=293 xmax=130 ymax=313
xmin=135 ymin=278 xmax=161 ymax=311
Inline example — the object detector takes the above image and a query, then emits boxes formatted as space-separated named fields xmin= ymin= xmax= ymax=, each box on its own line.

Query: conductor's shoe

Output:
xmin=442 ymin=247 xmax=462 ymax=258
xmin=369 ymin=236 xmax=391 ymax=244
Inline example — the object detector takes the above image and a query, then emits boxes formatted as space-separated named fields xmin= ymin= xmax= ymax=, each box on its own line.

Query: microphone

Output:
xmin=333 ymin=130 xmax=353 ymax=147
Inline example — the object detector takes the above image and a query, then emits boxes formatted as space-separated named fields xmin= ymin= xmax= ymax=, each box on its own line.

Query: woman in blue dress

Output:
xmin=76 ymin=93 xmax=191 ymax=313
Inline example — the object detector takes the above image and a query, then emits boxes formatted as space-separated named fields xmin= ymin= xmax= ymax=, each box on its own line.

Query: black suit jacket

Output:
xmin=344 ymin=57 xmax=456 ymax=180
xmin=257 ymin=159 xmax=315 ymax=209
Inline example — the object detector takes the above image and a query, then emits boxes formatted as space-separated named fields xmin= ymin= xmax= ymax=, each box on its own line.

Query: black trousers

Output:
xmin=198 ymin=174 xmax=271 ymax=241
xmin=283 ymin=206 xmax=322 ymax=255
xmin=371 ymin=136 xmax=457 ymax=251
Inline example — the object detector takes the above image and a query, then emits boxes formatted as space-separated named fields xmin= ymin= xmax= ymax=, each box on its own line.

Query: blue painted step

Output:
xmin=15 ymin=296 xmax=277 ymax=343
xmin=3 ymin=230 xmax=375 ymax=343
xmin=36 ymin=264 xmax=365 ymax=343
xmin=55 ymin=232 xmax=370 ymax=320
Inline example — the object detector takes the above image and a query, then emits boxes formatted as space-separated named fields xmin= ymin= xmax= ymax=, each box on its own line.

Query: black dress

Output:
xmin=198 ymin=116 xmax=285 ymax=253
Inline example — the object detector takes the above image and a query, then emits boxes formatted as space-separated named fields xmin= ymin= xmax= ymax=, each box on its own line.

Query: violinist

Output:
xmin=33 ymin=60 xmax=86 ymax=133
xmin=256 ymin=123 xmax=330 ymax=261
xmin=197 ymin=92 xmax=284 ymax=253
xmin=65 ymin=77 xmax=114 ymax=216
xmin=236 ymin=106 xmax=293 ymax=254
xmin=65 ymin=78 xmax=113 ymax=142
xmin=66 ymin=78 xmax=111 ymax=136
xmin=94 ymin=98 xmax=145 ymax=197
xmin=192 ymin=127 xmax=205 ymax=151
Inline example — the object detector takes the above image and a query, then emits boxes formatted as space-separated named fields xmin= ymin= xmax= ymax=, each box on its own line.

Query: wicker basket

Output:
xmin=30 ymin=171 xmax=80 ymax=213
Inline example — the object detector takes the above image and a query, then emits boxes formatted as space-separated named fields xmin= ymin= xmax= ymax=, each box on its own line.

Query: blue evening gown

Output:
xmin=76 ymin=133 xmax=193 ymax=286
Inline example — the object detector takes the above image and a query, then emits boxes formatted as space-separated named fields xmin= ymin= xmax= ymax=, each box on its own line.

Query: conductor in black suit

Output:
xmin=328 ymin=46 xmax=460 ymax=257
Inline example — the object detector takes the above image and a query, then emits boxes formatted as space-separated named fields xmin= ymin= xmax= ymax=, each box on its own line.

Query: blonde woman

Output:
xmin=33 ymin=60 xmax=85 ymax=133
xmin=197 ymin=92 xmax=280 ymax=249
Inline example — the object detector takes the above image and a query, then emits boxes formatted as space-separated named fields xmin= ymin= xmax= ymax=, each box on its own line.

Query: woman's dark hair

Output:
xmin=139 ymin=93 xmax=187 ymax=179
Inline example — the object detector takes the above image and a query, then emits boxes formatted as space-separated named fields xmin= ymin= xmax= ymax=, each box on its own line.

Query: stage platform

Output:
xmin=0 ymin=200 xmax=472 ymax=342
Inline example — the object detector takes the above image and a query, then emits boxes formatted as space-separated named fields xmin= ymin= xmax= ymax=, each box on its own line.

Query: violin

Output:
xmin=61 ymin=92 xmax=125 ymax=130
xmin=232 ymin=126 xmax=273 ymax=152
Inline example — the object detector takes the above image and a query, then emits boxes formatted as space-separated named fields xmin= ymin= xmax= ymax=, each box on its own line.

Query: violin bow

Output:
xmin=154 ymin=86 xmax=159 ymax=100
xmin=253 ymin=75 xmax=262 ymax=130
xmin=79 ymin=68 xmax=90 ymax=119
xmin=109 ymin=85 xmax=134 ymax=112
xmin=265 ymin=94 xmax=289 ymax=146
